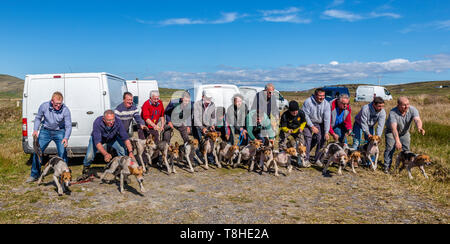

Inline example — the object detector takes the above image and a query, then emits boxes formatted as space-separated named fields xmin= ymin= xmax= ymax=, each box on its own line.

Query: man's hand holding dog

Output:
xmin=62 ymin=138 xmax=68 ymax=148
xmin=418 ymin=127 xmax=425 ymax=136
xmin=104 ymin=153 xmax=113 ymax=163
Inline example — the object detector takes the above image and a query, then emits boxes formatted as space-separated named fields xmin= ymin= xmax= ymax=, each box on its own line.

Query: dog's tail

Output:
xmin=33 ymin=135 xmax=43 ymax=163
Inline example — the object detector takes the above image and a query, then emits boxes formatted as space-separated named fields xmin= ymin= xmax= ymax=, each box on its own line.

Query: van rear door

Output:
xmin=64 ymin=75 xmax=103 ymax=150
xmin=25 ymin=75 xmax=65 ymax=152
xmin=357 ymin=86 xmax=374 ymax=101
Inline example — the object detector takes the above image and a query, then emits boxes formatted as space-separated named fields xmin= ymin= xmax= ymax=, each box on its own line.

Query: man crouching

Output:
xmin=78 ymin=110 xmax=135 ymax=181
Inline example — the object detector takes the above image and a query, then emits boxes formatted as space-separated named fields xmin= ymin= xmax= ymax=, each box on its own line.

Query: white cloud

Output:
xmin=146 ymin=54 xmax=450 ymax=88
xmin=322 ymin=9 xmax=401 ymax=22
xmin=260 ymin=7 xmax=301 ymax=16
xmin=262 ymin=15 xmax=311 ymax=24
xmin=259 ymin=7 xmax=311 ymax=24
xmin=322 ymin=9 xmax=363 ymax=22
xmin=401 ymin=20 xmax=450 ymax=33
xmin=156 ymin=12 xmax=240 ymax=26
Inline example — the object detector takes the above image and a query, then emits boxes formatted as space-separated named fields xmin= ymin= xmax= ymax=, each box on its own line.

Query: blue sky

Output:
xmin=1 ymin=0 xmax=449 ymax=90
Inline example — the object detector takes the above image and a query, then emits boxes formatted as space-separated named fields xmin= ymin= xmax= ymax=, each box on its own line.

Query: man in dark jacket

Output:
xmin=279 ymin=100 xmax=307 ymax=146
xmin=78 ymin=110 xmax=135 ymax=180
xmin=162 ymin=91 xmax=193 ymax=143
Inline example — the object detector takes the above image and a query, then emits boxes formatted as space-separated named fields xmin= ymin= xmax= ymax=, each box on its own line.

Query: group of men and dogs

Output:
xmin=27 ymin=84 xmax=432 ymax=195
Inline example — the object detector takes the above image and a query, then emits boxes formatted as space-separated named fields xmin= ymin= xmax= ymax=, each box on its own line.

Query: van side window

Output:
xmin=133 ymin=96 xmax=139 ymax=105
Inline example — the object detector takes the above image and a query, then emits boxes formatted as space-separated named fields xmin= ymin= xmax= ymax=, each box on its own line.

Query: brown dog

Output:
xmin=199 ymin=131 xmax=221 ymax=169
xmin=361 ymin=135 xmax=381 ymax=171
xmin=346 ymin=149 xmax=362 ymax=174
xmin=267 ymin=147 xmax=297 ymax=176
xmin=167 ymin=142 xmax=180 ymax=174
xmin=179 ymin=139 xmax=202 ymax=173
xmin=100 ymin=156 xmax=145 ymax=194
xmin=234 ymin=140 xmax=263 ymax=169
xmin=395 ymin=151 xmax=432 ymax=179
xmin=218 ymin=142 xmax=240 ymax=167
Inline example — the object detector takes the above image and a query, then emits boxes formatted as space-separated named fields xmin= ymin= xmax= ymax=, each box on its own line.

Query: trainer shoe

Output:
xmin=26 ymin=176 xmax=38 ymax=183
xmin=315 ymin=160 xmax=324 ymax=167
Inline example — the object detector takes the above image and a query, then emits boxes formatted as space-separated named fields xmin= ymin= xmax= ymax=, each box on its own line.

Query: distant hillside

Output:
xmin=0 ymin=74 xmax=23 ymax=98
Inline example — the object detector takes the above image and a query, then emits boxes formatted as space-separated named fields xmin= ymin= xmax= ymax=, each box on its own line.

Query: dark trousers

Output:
xmin=138 ymin=128 xmax=160 ymax=143
xmin=303 ymin=123 xmax=326 ymax=162
xmin=163 ymin=125 xmax=190 ymax=143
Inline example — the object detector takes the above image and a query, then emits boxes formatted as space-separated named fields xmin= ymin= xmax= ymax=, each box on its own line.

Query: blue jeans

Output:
xmin=352 ymin=123 xmax=375 ymax=165
xmin=82 ymin=136 xmax=127 ymax=167
xmin=351 ymin=123 xmax=374 ymax=150
xmin=332 ymin=124 xmax=348 ymax=144
xmin=31 ymin=128 xmax=67 ymax=178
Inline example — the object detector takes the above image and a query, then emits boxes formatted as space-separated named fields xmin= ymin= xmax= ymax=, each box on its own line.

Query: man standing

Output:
xmin=78 ymin=110 xmax=135 ymax=180
xmin=384 ymin=96 xmax=425 ymax=173
xmin=329 ymin=94 xmax=352 ymax=143
xmin=251 ymin=83 xmax=280 ymax=134
xmin=352 ymin=97 xmax=386 ymax=150
xmin=27 ymin=92 xmax=72 ymax=183
xmin=302 ymin=88 xmax=331 ymax=167
xmin=140 ymin=90 xmax=165 ymax=143
xmin=192 ymin=90 xmax=216 ymax=141
xmin=114 ymin=92 xmax=147 ymax=136
xmin=279 ymin=100 xmax=306 ymax=146
xmin=162 ymin=91 xmax=193 ymax=144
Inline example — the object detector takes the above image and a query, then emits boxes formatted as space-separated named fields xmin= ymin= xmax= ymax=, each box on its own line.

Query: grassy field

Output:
xmin=0 ymin=75 xmax=448 ymax=223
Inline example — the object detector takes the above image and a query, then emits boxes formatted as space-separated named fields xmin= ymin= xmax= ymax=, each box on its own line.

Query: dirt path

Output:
xmin=2 ymin=161 xmax=448 ymax=224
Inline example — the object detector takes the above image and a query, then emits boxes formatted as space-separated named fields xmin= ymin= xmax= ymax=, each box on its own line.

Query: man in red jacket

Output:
xmin=140 ymin=90 xmax=165 ymax=143
xmin=329 ymin=94 xmax=352 ymax=143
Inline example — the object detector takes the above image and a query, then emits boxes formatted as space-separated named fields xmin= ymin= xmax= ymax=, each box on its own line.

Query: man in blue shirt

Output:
xmin=78 ymin=110 xmax=135 ymax=180
xmin=27 ymin=91 xmax=72 ymax=183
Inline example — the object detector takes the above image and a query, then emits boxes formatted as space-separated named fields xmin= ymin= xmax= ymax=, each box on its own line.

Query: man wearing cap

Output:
xmin=27 ymin=91 xmax=72 ymax=183
xmin=140 ymin=90 xmax=165 ymax=143
xmin=192 ymin=90 xmax=216 ymax=141
xmin=279 ymin=100 xmax=307 ymax=146
xmin=329 ymin=94 xmax=352 ymax=143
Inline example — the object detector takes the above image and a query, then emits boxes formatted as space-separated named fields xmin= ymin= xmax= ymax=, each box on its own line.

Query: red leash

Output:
xmin=70 ymin=175 xmax=95 ymax=185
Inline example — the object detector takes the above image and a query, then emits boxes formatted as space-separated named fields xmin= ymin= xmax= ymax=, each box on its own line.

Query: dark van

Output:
xmin=322 ymin=87 xmax=350 ymax=102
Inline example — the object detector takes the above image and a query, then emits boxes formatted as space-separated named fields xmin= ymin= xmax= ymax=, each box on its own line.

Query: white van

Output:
xmin=355 ymin=85 xmax=393 ymax=102
xmin=126 ymin=80 xmax=159 ymax=111
xmin=186 ymin=84 xmax=240 ymax=110
xmin=238 ymin=86 xmax=289 ymax=111
xmin=22 ymin=72 xmax=128 ymax=156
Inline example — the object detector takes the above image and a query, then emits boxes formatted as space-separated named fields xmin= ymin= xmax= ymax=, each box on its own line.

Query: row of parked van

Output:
xmin=21 ymin=72 xmax=391 ymax=156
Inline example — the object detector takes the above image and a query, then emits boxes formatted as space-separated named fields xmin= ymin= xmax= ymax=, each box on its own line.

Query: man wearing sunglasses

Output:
xmin=27 ymin=91 xmax=72 ymax=183
xmin=329 ymin=94 xmax=352 ymax=143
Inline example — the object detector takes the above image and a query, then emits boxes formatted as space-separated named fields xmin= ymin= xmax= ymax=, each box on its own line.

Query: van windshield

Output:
xmin=384 ymin=89 xmax=391 ymax=95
